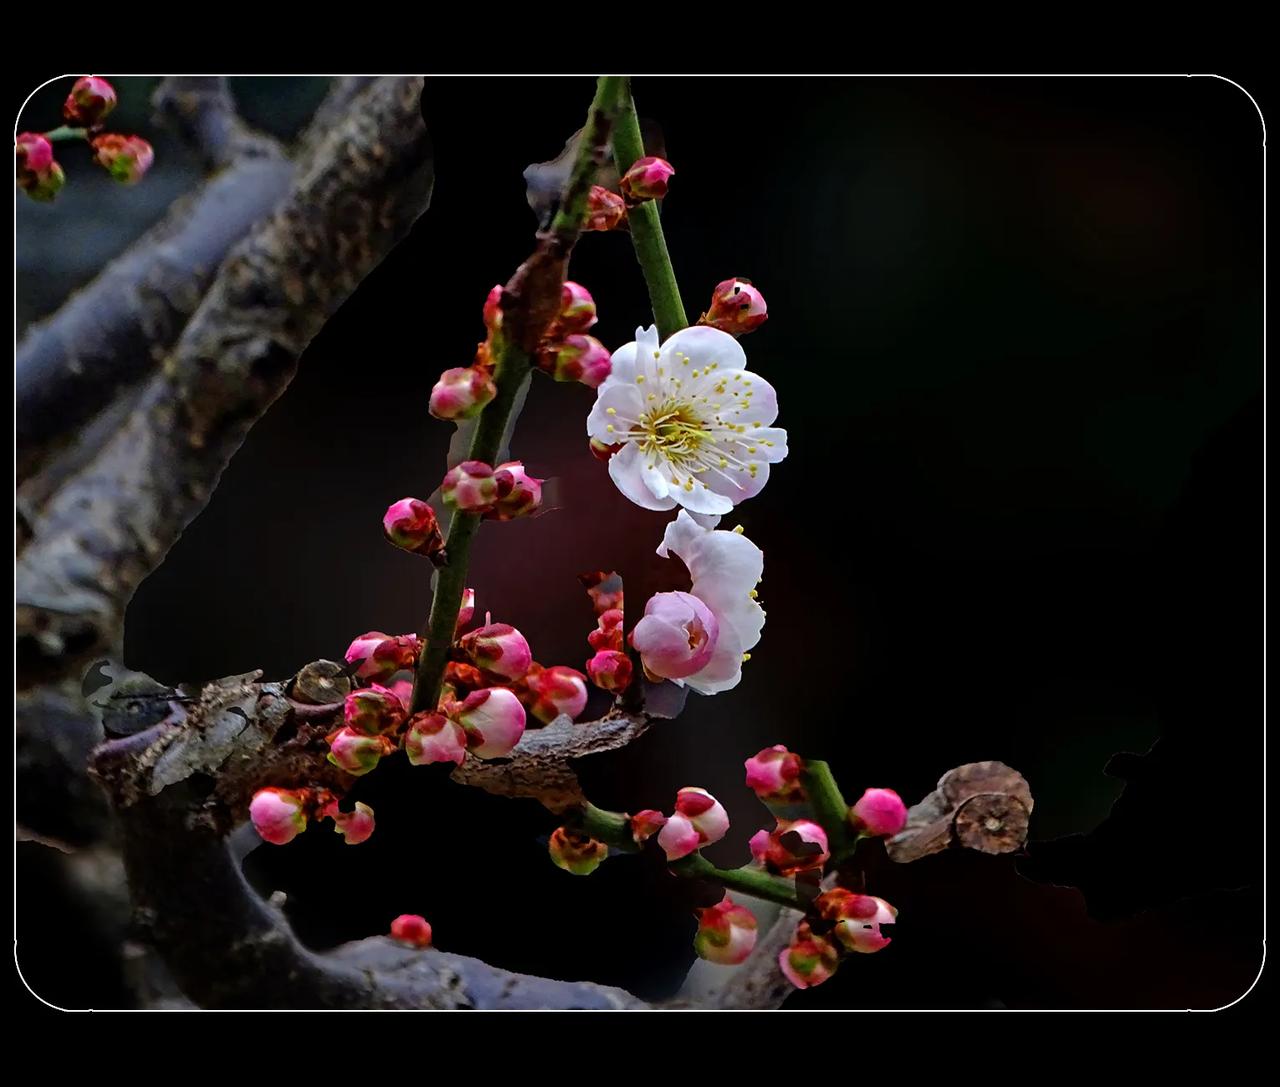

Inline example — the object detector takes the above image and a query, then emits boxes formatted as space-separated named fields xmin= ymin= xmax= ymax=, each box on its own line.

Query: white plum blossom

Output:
xmin=587 ymin=324 xmax=787 ymax=515
xmin=636 ymin=510 xmax=765 ymax=696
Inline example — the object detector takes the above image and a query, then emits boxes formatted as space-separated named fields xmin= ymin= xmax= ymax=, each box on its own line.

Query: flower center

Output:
xmin=635 ymin=399 xmax=710 ymax=467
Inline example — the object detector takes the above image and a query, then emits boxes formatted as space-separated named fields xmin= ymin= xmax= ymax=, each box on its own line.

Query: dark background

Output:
xmin=15 ymin=76 xmax=1264 ymax=1009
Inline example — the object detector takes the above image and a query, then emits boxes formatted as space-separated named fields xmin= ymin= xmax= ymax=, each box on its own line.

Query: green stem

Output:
xmin=801 ymin=760 xmax=853 ymax=858
xmin=409 ymin=76 xmax=626 ymax=716
xmin=43 ymin=126 xmax=89 ymax=143
xmin=611 ymin=83 xmax=688 ymax=340
xmin=670 ymin=853 xmax=805 ymax=910
xmin=579 ymin=801 xmax=638 ymax=851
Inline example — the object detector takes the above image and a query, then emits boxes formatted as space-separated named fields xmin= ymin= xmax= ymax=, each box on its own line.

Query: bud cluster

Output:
xmin=535 ymin=281 xmax=612 ymax=389
xmin=249 ymin=787 xmax=377 ymax=847
xmin=441 ymin=459 xmax=545 ymax=521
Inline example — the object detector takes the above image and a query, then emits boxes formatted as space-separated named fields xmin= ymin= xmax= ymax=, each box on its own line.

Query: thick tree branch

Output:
xmin=17 ymin=77 xmax=434 ymax=692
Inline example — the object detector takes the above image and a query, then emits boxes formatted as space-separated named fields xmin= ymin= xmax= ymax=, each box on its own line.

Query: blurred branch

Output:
xmin=17 ymin=77 xmax=434 ymax=693
xmin=151 ymin=76 xmax=280 ymax=171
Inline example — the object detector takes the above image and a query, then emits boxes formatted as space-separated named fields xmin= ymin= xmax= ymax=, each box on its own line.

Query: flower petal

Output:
xmin=608 ymin=443 xmax=677 ymax=512
xmin=659 ymin=325 xmax=747 ymax=373
xmin=586 ymin=382 xmax=643 ymax=441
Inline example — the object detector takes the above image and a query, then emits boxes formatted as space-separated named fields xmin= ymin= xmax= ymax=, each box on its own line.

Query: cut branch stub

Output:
xmin=885 ymin=761 xmax=1034 ymax=864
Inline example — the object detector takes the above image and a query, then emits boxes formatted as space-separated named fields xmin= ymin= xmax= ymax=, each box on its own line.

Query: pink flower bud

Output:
xmin=486 ymin=461 xmax=543 ymax=521
xmin=63 ymin=76 xmax=117 ymax=127
xmin=456 ymin=588 xmax=476 ymax=634
xmin=429 ymin=365 xmax=497 ymax=421
xmin=850 ymin=788 xmax=908 ymax=838
xmin=441 ymin=460 xmax=507 ymax=514
xmin=548 ymin=826 xmax=608 ymax=875
xmin=16 ymin=133 xmax=65 ymax=203
xmin=404 ymin=711 xmax=468 ymax=767
xmin=694 ymin=894 xmax=758 ymax=965
xmin=586 ymin=649 xmax=632 ymax=693
xmin=580 ymin=571 xmax=624 ymax=615
xmin=524 ymin=664 xmax=589 ymax=724
xmin=451 ymin=687 xmax=526 ymax=758
xmin=344 ymin=632 xmax=420 ymax=684
xmin=620 ymin=156 xmax=675 ymax=202
xmin=382 ymin=498 xmax=445 ymax=562
xmin=659 ymin=787 xmax=731 ymax=859
xmin=630 ymin=591 xmax=719 ymax=681
xmin=589 ymin=437 xmax=623 ymax=462
xmin=90 ymin=133 xmax=154 ymax=185
xmin=701 ymin=278 xmax=768 ymax=336
xmin=330 ymin=801 xmax=376 ymax=845
xmin=630 ymin=809 xmax=668 ymax=844
xmin=249 ymin=787 xmax=308 ymax=845
xmin=744 ymin=745 xmax=805 ymax=804
xmin=459 ymin=621 xmax=532 ymax=680
xmin=390 ymin=914 xmax=433 ymax=948
xmin=779 ymin=922 xmax=841 ymax=989
xmin=442 ymin=661 xmax=485 ymax=699
xmin=750 ymin=819 xmax=830 ymax=875
xmin=816 ymin=889 xmax=897 ymax=955
xmin=588 ymin=608 xmax=625 ymax=652
xmin=584 ymin=185 xmax=626 ymax=231
xmin=327 ymin=728 xmax=393 ymax=776
xmin=557 ymin=281 xmax=597 ymax=334
xmin=541 ymin=335 xmax=613 ymax=388
xmin=483 ymin=284 xmax=504 ymax=333
xmin=344 ymin=684 xmax=406 ymax=736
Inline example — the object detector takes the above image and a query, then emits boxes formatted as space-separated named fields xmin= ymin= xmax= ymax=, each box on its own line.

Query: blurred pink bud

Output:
xmin=91 ymin=133 xmax=154 ymax=184
xmin=343 ymin=684 xmax=407 ymax=736
xmin=486 ymin=461 xmax=543 ymax=521
xmin=441 ymin=460 xmax=507 ymax=514
xmin=63 ymin=76 xmax=117 ymax=127
xmin=586 ymin=649 xmax=632 ymax=693
xmin=483 ymin=284 xmax=504 ymax=333
xmin=330 ymin=801 xmax=376 ymax=845
xmin=390 ymin=914 xmax=433 ymax=948
xmin=345 ymin=632 xmax=420 ymax=684
xmin=660 ymin=786 xmax=732 ymax=861
xmin=588 ymin=608 xmax=625 ymax=653
xmin=382 ymin=498 xmax=445 ymax=562
xmin=701 ymin=278 xmax=768 ymax=336
xmin=620 ymin=156 xmax=674 ymax=202
xmin=694 ymin=894 xmax=758 ymax=965
xmin=430 ymin=366 xmax=496 ymax=421
xmin=405 ymin=711 xmax=468 ymax=767
xmin=817 ymin=889 xmax=897 ymax=955
xmin=580 ymin=571 xmax=624 ymax=615
xmin=850 ymin=788 xmax=908 ymax=838
xmin=249 ymin=787 xmax=308 ymax=845
xmin=549 ymin=826 xmax=608 ymax=875
xmin=557 ymin=281 xmax=597 ymax=334
xmin=525 ymin=664 xmax=589 ymax=724
xmin=630 ymin=591 xmax=719 ymax=681
xmin=779 ymin=921 xmax=840 ymax=989
xmin=744 ymin=745 xmax=805 ymax=804
xmin=459 ymin=621 xmax=532 ymax=680
xmin=584 ymin=184 xmax=625 ymax=231
xmin=456 ymin=588 xmax=476 ymax=634
xmin=451 ymin=687 xmax=526 ymax=758
xmin=630 ymin=809 xmax=668 ymax=844
xmin=540 ymin=335 xmax=613 ymax=388
xmin=750 ymin=819 xmax=830 ymax=875
xmin=327 ymin=728 xmax=393 ymax=776
xmin=16 ymin=133 xmax=64 ymax=202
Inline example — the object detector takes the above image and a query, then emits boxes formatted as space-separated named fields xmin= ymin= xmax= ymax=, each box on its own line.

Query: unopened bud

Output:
xmin=486 ymin=461 xmax=543 ymax=521
xmin=327 ymin=727 xmax=393 ymax=776
xmin=382 ymin=498 xmax=445 ymax=562
xmin=658 ymin=787 xmax=730 ymax=860
xmin=249 ymin=787 xmax=308 ymax=845
xmin=557 ymin=281 xmax=597 ymax=334
xmin=630 ymin=809 xmax=667 ymax=844
xmin=694 ymin=894 xmax=758 ymax=965
xmin=90 ymin=133 xmax=154 ymax=184
xmin=16 ymin=133 xmax=65 ymax=202
xmin=63 ymin=76 xmax=117 ymax=127
xmin=441 ymin=460 xmax=508 ymax=514
xmin=779 ymin=921 xmax=841 ymax=989
xmin=430 ymin=366 xmax=497 ymax=421
xmin=744 ymin=745 xmax=805 ymax=804
xmin=548 ymin=826 xmax=608 ymax=875
xmin=483 ymin=284 xmax=504 ymax=333
xmin=390 ymin=914 xmax=433 ymax=948
xmin=540 ymin=335 xmax=612 ymax=388
xmin=816 ymin=888 xmax=897 ymax=954
xmin=404 ymin=712 xmax=468 ymax=767
xmin=450 ymin=686 xmax=526 ymax=758
xmin=343 ymin=684 xmax=406 ymax=736
xmin=345 ymin=632 xmax=420 ymax=684
xmin=748 ymin=819 xmax=830 ymax=875
xmin=459 ymin=621 xmax=532 ymax=681
xmin=456 ymin=588 xmax=476 ymax=634
xmin=850 ymin=787 xmax=908 ymax=838
xmin=524 ymin=664 xmax=589 ymax=724
xmin=330 ymin=801 xmax=376 ymax=845
xmin=701 ymin=278 xmax=768 ymax=336
xmin=620 ymin=156 xmax=674 ymax=202
xmin=588 ymin=608 xmax=625 ymax=652
xmin=584 ymin=185 xmax=625 ymax=231
xmin=586 ymin=649 xmax=632 ymax=693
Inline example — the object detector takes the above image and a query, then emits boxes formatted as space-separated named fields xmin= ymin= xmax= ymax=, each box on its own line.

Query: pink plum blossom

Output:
xmin=404 ymin=712 xmax=469 ymax=767
xmin=587 ymin=324 xmax=786 ymax=515
xmin=850 ymin=787 xmax=909 ymax=838
xmin=744 ymin=745 xmax=805 ymax=803
xmin=630 ymin=591 xmax=719 ymax=681
xmin=249 ymin=787 xmax=308 ymax=845
xmin=459 ymin=620 xmax=532 ymax=681
xmin=450 ymin=687 xmax=526 ymax=758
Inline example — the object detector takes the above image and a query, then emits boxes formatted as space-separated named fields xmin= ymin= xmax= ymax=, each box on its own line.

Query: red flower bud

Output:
xmin=327 ymin=728 xmax=394 ymax=775
xmin=630 ymin=809 xmax=668 ymax=844
xmin=539 ymin=335 xmax=612 ymax=388
xmin=249 ymin=787 xmax=309 ymax=845
xmin=90 ymin=133 xmax=154 ymax=185
xmin=524 ymin=664 xmax=589 ymax=724
xmin=382 ymin=498 xmax=445 ymax=562
xmin=390 ymin=914 xmax=433 ymax=948
xmin=584 ymin=185 xmax=625 ymax=231
xmin=779 ymin=921 xmax=840 ymax=989
xmin=328 ymin=801 xmax=376 ymax=845
xmin=701 ymin=278 xmax=768 ymax=336
xmin=345 ymin=632 xmax=421 ymax=684
xmin=16 ymin=133 xmax=65 ymax=203
xmin=694 ymin=893 xmax=758 ymax=965
xmin=441 ymin=460 xmax=508 ymax=514
xmin=816 ymin=888 xmax=897 ymax=954
xmin=556 ymin=281 xmax=597 ymax=334
xmin=748 ymin=819 xmax=830 ymax=876
xmin=459 ymin=621 xmax=533 ymax=681
xmin=63 ymin=76 xmax=117 ymax=127
xmin=430 ymin=366 xmax=497 ymax=421
xmin=850 ymin=788 xmax=908 ymax=838
xmin=485 ymin=461 xmax=543 ymax=521
xmin=620 ymin=156 xmax=675 ymax=202
xmin=586 ymin=649 xmax=632 ymax=693
xmin=449 ymin=687 xmax=526 ymax=758
xmin=548 ymin=826 xmax=608 ymax=875
xmin=744 ymin=745 xmax=805 ymax=804
xmin=404 ymin=711 xmax=468 ymax=767
xmin=343 ymin=684 xmax=406 ymax=736
xmin=482 ymin=284 xmax=504 ymax=333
